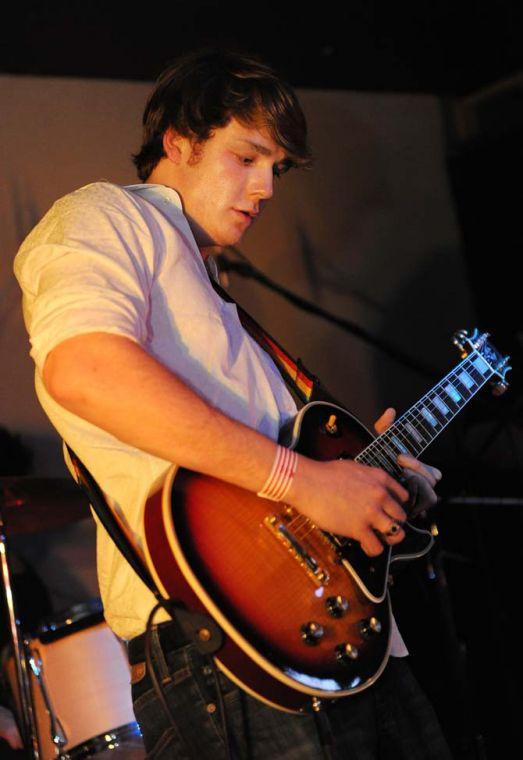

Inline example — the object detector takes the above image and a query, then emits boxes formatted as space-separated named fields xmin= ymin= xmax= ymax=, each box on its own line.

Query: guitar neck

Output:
xmin=355 ymin=350 xmax=494 ymax=478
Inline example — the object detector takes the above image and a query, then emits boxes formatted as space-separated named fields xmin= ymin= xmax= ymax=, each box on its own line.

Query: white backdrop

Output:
xmin=0 ymin=74 xmax=473 ymax=476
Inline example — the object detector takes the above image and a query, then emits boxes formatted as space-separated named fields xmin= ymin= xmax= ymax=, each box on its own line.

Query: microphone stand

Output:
xmin=215 ymin=248 xmax=439 ymax=381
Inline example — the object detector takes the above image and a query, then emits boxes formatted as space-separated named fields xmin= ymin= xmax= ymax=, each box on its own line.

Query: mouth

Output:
xmin=234 ymin=208 xmax=259 ymax=222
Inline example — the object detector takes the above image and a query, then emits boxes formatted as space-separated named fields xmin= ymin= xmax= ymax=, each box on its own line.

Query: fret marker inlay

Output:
xmin=445 ymin=384 xmax=461 ymax=404
xmin=391 ymin=436 xmax=409 ymax=454
xmin=433 ymin=397 xmax=450 ymax=415
xmin=421 ymin=408 xmax=438 ymax=427
xmin=472 ymin=355 xmax=489 ymax=375
xmin=458 ymin=370 xmax=474 ymax=390
xmin=406 ymin=422 xmax=423 ymax=443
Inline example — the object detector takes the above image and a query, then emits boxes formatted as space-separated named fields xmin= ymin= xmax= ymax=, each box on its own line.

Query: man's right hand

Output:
xmin=287 ymin=457 xmax=408 ymax=557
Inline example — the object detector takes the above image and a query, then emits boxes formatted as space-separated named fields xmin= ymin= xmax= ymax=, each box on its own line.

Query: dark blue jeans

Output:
xmin=130 ymin=627 xmax=453 ymax=759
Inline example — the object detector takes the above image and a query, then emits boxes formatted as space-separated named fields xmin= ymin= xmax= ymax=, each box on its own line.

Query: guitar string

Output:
xmin=356 ymin=352 xmax=494 ymax=473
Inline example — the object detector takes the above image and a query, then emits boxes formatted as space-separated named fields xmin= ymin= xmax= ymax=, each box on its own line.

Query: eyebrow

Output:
xmin=234 ymin=138 xmax=284 ymax=160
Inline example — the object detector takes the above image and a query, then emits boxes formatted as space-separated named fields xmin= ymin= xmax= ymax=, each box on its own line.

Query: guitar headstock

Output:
xmin=453 ymin=328 xmax=511 ymax=396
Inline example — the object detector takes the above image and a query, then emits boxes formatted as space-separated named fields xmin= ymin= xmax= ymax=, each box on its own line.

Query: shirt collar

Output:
xmin=125 ymin=182 xmax=217 ymax=280
xmin=124 ymin=183 xmax=184 ymax=223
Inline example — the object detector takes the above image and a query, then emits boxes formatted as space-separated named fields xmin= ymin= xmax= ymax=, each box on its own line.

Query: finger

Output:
xmin=381 ymin=492 xmax=408 ymax=523
xmin=378 ymin=524 xmax=406 ymax=545
xmin=374 ymin=407 xmax=396 ymax=435
xmin=374 ymin=508 xmax=405 ymax=536
xmin=380 ymin=471 xmax=410 ymax=507
xmin=360 ymin=530 xmax=385 ymax=557
xmin=398 ymin=455 xmax=442 ymax=486
xmin=407 ymin=475 xmax=438 ymax=514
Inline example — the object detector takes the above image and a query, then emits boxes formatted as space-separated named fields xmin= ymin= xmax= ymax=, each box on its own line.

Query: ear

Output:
xmin=162 ymin=127 xmax=185 ymax=164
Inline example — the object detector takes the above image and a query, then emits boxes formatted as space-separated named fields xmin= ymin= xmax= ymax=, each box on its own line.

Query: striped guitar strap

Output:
xmin=210 ymin=278 xmax=340 ymax=408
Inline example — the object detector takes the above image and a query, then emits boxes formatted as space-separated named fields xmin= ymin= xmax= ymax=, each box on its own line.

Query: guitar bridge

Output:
xmin=264 ymin=512 xmax=329 ymax=586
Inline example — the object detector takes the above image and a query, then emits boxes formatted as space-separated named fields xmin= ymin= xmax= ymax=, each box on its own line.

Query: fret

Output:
xmin=392 ymin=421 xmax=424 ymax=453
xmin=442 ymin=381 xmax=463 ymax=407
xmin=380 ymin=448 xmax=403 ymax=476
xmin=358 ymin=444 xmax=398 ymax=475
xmin=388 ymin=434 xmax=410 ymax=455
xmin=357 ymin=437 xmax=404 ymax=476
xmin=466 ymin=365 xmax=484 ymax=386
xmin=420 ymin=406 xmax=442 ymax=430
xmin=393 ymin=424 xmax=424 ymax=457
xmin=423 ymin=397 xmax=448 ymax=427
xmin=456 ymin=368 xmax=475 ymax=391
xmin=356 ymin=349 xmax=497 ymax=467
xmin=403 ymin=420 xmax=426 ymax=451
xmin=373 ymin=423 xmax=420 ymax=461
xmin=430 ymin=394 xmax=451 ymax=417
xmin=407 ymin=408 xmax=437 ymax=440
xmin=403 ymin=411 xmax=433 ymax=446
xmin=471 ymin=353 xmax=490 ymax=375
xmin=449 ymin=372 xmax=473 ymax=399
xmin=380 ymin=432 xmax=411 ymax=463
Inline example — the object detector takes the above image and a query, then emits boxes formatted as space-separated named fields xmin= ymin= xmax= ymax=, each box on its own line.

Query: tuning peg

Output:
xmin=452 ymin=329 xmax=469 ymax=355
xmin=491 ymin=382 xmax=508 ymax=397
xmin=491 ymin=356 xmax=511 ymax=395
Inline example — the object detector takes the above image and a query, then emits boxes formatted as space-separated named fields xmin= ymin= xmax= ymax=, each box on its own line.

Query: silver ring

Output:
xmin=385 ymin=521 xmax=401 ymax=538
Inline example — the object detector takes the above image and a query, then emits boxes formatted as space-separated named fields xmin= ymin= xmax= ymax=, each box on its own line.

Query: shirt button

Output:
xmin=202 ymin=665 xmax=213 ymax=676
xmin=206 ymin=703 xmax=217 ymax=714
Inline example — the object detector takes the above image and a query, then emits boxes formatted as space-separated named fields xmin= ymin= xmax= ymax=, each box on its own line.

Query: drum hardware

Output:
xmin=0 ymin=477 xmax=145 ymax=758
xmin=5 ymin=601 xmax=144 ymax=759
xmin=0 ymin=475 xmax=92 ymax=758
xmin=27 ymin=647 xmax=68 ymax=751
xmin=0 ymin=483 xmax=40 ymax=758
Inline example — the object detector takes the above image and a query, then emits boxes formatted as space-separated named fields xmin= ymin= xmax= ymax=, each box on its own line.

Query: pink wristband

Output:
xmin=257 ymin=445 xmax=298 ymax=502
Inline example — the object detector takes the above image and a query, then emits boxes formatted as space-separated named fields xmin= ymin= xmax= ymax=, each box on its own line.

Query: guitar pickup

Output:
xmin=264 ymin=515 xmax=329 ymax=586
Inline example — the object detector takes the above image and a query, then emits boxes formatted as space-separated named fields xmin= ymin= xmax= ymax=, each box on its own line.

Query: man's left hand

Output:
xmin=374 ymin=407 xmax=442 ymax=517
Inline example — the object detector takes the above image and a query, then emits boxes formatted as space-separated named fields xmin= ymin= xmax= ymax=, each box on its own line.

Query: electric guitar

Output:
xmin=142 ymin=329 xmax=510 ymax=713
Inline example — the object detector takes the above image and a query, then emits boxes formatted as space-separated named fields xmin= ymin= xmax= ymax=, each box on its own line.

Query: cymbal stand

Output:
xmin=0 ymin=485 xmax=39 ymax=758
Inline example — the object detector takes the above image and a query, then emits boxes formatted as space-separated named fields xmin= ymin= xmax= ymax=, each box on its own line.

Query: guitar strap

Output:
xmin=210 ymin=278 xmax=341 ymax=409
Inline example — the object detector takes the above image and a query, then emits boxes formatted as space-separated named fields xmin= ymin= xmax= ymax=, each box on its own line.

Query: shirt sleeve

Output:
xmin=15 ymin=186 xmax=154 ymax=374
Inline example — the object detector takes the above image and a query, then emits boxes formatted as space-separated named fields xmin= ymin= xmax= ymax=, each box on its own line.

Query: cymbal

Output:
xmin=0 ymin=477 xmax=91 ymax=535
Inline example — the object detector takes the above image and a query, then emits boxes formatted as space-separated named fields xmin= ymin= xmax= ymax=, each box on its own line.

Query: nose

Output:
xmin=250 ymin=165 xmax=274 ymax=201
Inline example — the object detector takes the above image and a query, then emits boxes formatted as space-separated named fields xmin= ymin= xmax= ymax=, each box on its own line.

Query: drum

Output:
xmin=6 ymin=601 xmax=145 ymax=759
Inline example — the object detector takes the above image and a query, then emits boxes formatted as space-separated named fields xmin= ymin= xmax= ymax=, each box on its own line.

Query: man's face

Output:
xmin=169 ymin=118 xmax=289 ymax=249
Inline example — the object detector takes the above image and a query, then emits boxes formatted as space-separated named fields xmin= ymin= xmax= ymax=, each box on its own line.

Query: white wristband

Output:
xmin=257 ymin=445 xmax=298 ymax=502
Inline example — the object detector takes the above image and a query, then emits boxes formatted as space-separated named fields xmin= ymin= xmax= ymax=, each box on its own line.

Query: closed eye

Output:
xmin=237 ymin=154 xmax=255 ymax=166
xmin=273 ymin=162 xmax=290 ymax=179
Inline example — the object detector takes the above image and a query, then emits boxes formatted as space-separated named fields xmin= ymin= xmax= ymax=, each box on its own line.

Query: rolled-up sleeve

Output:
xmin=15 ymin=187 xmax=154 ymax=373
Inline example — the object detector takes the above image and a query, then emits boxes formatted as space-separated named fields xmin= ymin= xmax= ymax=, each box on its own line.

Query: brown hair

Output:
xmin=132 ymin=48 xmax=313 ymax=181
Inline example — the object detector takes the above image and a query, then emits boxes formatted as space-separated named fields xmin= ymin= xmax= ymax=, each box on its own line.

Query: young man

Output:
xmin=15 ymin=49 xmax=451 ymax=758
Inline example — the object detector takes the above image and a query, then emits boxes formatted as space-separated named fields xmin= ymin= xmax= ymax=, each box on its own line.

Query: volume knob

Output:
xmin=359 ymin=617 xmax=382 ymax=639
xmin=326 ymin=595 xmax=349 ymax=618
xmin=300 ymin=621 xmax=324 ymax=646
xmin=335 ymin=642 xmax=359 ymax=664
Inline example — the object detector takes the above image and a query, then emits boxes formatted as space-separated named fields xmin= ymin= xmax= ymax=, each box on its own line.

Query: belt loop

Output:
xmin=150 ymin=626 xmax=171 ymax=682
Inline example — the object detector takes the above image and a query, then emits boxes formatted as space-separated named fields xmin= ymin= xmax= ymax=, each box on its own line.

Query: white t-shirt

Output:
xmin=14 ymin=180 xmax=407 ymax=655
xmin=14 ymin=181 xmax=298 ymax=639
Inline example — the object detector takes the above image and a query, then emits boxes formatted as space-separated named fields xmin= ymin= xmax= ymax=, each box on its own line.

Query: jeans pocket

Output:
xmin=131 ymin=645 xmax=192 ymax=709
xmin=132 ymin=643 xmax=234 ymax=759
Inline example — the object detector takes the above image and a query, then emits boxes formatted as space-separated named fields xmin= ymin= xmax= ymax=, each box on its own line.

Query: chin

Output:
xmin=218 ymin=233 xmax=245 ymax=248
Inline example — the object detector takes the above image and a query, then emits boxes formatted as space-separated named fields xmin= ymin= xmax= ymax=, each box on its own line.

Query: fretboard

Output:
xmin=355 ymin=350 xmax=494 ymax=478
